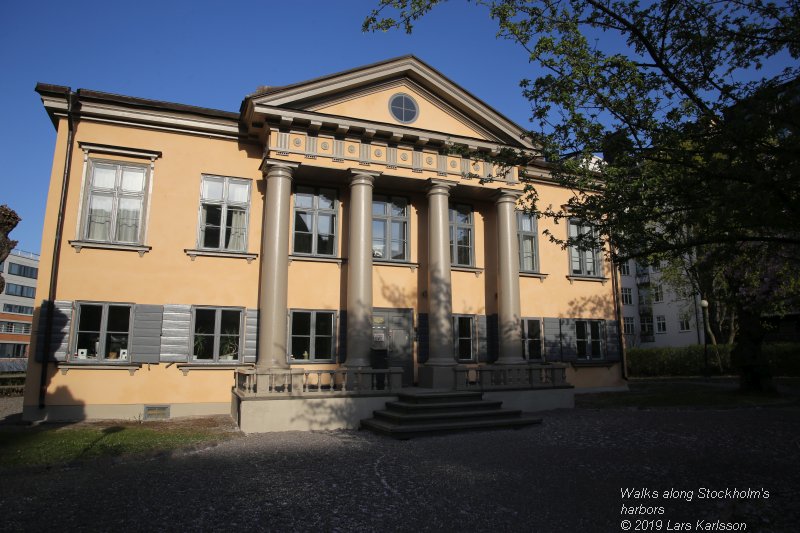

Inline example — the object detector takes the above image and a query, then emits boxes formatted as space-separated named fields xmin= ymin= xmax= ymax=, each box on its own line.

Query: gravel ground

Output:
xmin=1 ymin=402 xmax=798 ymax=532
xmin=0 ymin=396 xmax=23 ymax=423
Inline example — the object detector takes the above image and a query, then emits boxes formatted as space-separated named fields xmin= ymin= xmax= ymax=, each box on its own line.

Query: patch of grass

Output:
xmin=0 ymin=419 xmax=238 ymax=469
xmin=576 ymin=380 xmax=795 ymax=409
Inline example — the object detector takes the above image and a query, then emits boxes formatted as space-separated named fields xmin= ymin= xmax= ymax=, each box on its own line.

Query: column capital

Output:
xmin=348 ymin=168 xmax=382 ymax=179
xmin=348 ymin=168 xmax=380 ymax=188
xmin=261 ymin=159 xmax=300 ymax=174
xmin=495 ymin=188 xmax=524 ymax=204
xmin=426 ymin=178 xmax=457 ymax=197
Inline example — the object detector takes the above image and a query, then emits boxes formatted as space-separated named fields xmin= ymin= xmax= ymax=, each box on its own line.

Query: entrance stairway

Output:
xmin=360 ymin=390 xmax=542 ymax=439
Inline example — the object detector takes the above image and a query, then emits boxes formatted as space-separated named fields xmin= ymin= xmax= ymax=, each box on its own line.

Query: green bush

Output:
xmin=627 ymin=343 xmax=800 ymax=377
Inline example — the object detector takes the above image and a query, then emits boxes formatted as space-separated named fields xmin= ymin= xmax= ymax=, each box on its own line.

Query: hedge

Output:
xmin=626 ymin=343 xmax=800 ymax=377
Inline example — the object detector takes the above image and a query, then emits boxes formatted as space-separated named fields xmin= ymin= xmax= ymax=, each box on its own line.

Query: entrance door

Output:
xmin=373 ymin=309 xmax=413 ymax=386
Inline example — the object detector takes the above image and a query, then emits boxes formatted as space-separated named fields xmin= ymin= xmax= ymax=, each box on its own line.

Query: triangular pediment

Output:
xmin=249 ymin=56 xmax=533 ymax=149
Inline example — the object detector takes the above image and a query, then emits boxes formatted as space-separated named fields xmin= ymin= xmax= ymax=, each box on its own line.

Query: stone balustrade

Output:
xmin=235 ymin=367 xmax=404 ymax=397
xmin=454 ymin=363 xmax=569 ymax=391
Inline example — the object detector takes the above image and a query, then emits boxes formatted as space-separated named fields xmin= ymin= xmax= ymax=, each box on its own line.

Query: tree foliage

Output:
xmin=365 ymin=0 xmax=800 ymax=389
xmin=0 ymin=205 xmax=21 ymax=295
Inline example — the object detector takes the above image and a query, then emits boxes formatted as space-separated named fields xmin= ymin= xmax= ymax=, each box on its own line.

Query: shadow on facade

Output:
xmin=564 ymin=294 xmax=615 ymax=319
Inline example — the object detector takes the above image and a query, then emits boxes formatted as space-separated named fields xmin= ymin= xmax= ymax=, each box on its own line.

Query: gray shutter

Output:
xmin=35 ymin=300 xmax=73 ymax=362
xmin=160 ymin=304 xmax=191 ymax=362
xmin=337 ymin=310 xmax=347 ymax=364
xmin=561 ymin=318 xmax=578 ymax=361
xmin=130 ymin=305 xmax=163 ymax=363
xmin=543 ymin=317 xmax=561 ymax=362
xmin=605 ymin=319 xmax=621 ymax=361
xmin=243 ymin=309 xmax=258 ymax=363
xmin=476 ymin=315 xmax=489 ymax=362
xmin=417 ymin=313 xmax=429 ymax=363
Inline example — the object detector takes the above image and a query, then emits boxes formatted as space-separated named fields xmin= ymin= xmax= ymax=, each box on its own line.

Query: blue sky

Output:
xmin=0 ymin=0 xmax=536 ymax=254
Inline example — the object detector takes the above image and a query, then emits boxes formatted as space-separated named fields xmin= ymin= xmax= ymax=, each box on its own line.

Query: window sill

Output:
xmin=70 ymin=240 xmax=151 ymax=256
xmin=288 ymin=255 xmax=343 ymax=266
xmin=451 ymin=265 xmax=483 ymax=277
xmin=570 ymin=360 xmax=615 ymax=369
xmin=176 ymin=363 xmax=252 ymax=375
xmin=59 ymin=363 xmax=141 ymax=375
xmin=520 ymin=272 xmax=548 ymax=282
xmin=184 ymin=249 xmax=258 ymax=263
xmin=566 ymin=275 xmax=608 ymax=285
xmin=289 ymin=359 xmax=337 ymax=365
xmin=373 ymin=260 xmax=419 ymax=271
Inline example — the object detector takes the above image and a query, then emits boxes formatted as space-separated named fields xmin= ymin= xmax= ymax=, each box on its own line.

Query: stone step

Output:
xmin=384 ymin=399 xmax=505 ymax=414
xmin=374 ymin=407 xmax=524 ymax=425
xmin=396 ymin=391 xmax=484 ymax=404
xmin=361 ymin=414 xmax=542 ymax=440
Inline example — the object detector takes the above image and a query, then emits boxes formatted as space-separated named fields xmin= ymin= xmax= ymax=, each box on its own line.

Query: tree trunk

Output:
xmin=731 ymin=307 xmax=775 ymax=393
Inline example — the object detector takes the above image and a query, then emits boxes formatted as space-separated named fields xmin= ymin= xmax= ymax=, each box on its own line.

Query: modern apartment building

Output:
xmin=618 ymin=259 xmax=705 ymax=348
xmin=25 ymin=56 xmax=626 ymax=430
xmin=0 ymin=249 xmax=39 ymax=361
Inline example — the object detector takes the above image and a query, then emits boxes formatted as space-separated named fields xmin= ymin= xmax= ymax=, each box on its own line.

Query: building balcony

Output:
xmin=235 ymin=367 xmax=404 ymax=398
xmin=454 ymin=363 xmax=570 ymax=390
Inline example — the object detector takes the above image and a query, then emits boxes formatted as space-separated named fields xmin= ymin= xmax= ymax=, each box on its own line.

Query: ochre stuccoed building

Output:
xmin=24 ymin=56 xmax=625 ymax=431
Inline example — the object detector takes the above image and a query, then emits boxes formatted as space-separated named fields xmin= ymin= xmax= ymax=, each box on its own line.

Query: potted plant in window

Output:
xmin=219 ymin=331 xmax=239 ymax=361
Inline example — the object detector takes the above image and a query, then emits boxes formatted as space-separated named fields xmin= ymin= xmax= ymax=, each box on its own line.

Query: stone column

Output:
xmin=495 ymin=189 xmax=525 ymax=364
xmin=419 ymin=179 xmax=457 ymax=388
xmin=257 ymin=160 xmax=298 ymax=370
xmin=345 ymin=169 xmax=379 ymax=367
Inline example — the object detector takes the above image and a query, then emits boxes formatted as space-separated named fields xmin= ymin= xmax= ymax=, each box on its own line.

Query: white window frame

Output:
xmin=623 ymin=316 xmax=636 ymax=335
xmin=292 ymin=186 xmax=339 ymax=257
xmin=81 ymin=158 xmax=150 ymax=244
xmin=619 ymin=260 xmax=631 ymax=276
xmin=656 ymin=315 xmax=667 ymax=334
xmin=453 ymin=314 xmax=475 ymax=362
xmin=653 ymin=284 xmax=664 ymax=303
xmin=679 ymin=314 xmax=692 ymax=332
xmin=191 ymin=307 xmax=244 ymax=363
xmin=568 ymin=219 xmax=602 ymax=277
xmin=197 ymin=175 xmax=251 ymax=252
xmin=576 ymin=319 xmax=604 ymax=360
xmin=289 ymin=310 xmax=337 ymax=363
xmin=372 ymin=195 xmax=409 ymax=261
xmin=72 ymin=302 xmax=133 ymax=363
xmin=517 ymin=212 xmax=540 ymax=273
xmin=621 ymin=288 xmax=633 ymax=305
xmin=521 ymin=318 xmax=543 ymax=360
xmin=449 ymin=203 xmax=474 ymax=267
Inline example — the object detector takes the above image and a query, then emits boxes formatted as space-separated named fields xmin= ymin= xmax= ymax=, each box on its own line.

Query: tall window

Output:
xmin=679 ymin=313 xmax=692 ymax=332
xmin=5 ymin=283 xmax=35 ymax=299
xmin=372 ymin=196 xmax=408 ymax=261
xmin=290 ymin=310 xmax=336 ymax=362
xmin=619 ymin=260 xmax=631 ymax=276
xmin=449 ymin=204 xmax=473 ymax=266
xmin=8 ymin=263 xmax=38 ymax=279
xmin=568 ymin=220 xmax=601 ymax=276
xmin=656 ymin=315 xmax=667 ymax=333
xmin=621 ymin=288 xmax=633 ymax=305
xmin=623 ymin=316 xmax=635 ymax=335
xmin=641 ymin=315 xmax=654 ymax=339
xmin=198 ymin=176 xmax=251 ymax=252
xmin=518 ymin=212 xmax=539 ymax=272
xmin=193 ymin=308 xmax=241 ymax=362
xmin=453 ymin=315 xmax=475 ymax=361
xmin=522 ymin=318 xmax=542 ymax=359
xmin=83 ymin=160 xmax=148 ymax=243
xmin=74 ymin=303 xmax=132 ymax=361
xmin=293 ymin=187 xmax=337 ymax=256
xmin=576 ymin=320 xmax=603 ymax=359
xmin=653 ymin=284 xmax=664 ymax=303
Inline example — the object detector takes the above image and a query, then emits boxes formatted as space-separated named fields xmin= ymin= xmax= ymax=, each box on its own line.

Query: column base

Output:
xmin=418 ymin=365 xmax=457 ymax=390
